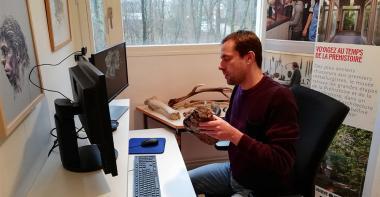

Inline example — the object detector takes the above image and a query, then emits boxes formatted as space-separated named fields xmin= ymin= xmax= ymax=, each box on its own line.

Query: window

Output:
xmin=89 ymin=0 xmax=107 ymax=52
xmin=87 ymin=0 xmax=261 ymax=51
xmin=120 ymin=0 xmax=259 ymax=45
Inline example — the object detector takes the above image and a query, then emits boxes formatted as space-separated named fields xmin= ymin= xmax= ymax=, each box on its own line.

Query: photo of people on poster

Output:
xmin=317 ymin=0 xmax=380 ymax=45
xmin=266 ymin=0 xmax=320 ymax=42
xmin=311 ymin=1 xmax=380 ymax=196
xmin=262 ymin=51 xmax=313 ymax=87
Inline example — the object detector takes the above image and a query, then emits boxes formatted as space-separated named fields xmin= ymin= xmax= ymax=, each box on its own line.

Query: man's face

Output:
xmin=1 ymin=40 xmax=17 ymax=84
xmin=219 ymin=40 xmax=248 ymax=85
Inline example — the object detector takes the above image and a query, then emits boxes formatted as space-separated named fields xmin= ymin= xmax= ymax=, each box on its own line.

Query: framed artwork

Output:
xmin=44 ymin=0 xmax=71 ymax=51
xmin=0 ymin=0 xmax=44 ymax=138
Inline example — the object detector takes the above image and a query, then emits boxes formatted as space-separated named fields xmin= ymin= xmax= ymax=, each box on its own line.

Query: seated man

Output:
xmin=188 ymin=30 xmax=299 ymax=197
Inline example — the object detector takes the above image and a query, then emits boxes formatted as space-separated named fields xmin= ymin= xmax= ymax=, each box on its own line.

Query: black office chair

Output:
xmin=215 ymin=86 xmax=349 ymax=197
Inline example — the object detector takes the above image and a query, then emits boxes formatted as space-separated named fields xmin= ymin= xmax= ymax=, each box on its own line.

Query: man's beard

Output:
xmin=226 ymin=76 xmax=240 ymax=86
xmin=227 ymin=80 xmax=236 ymax=85
xmin=6 ymin=69 xmax=22 ymax=93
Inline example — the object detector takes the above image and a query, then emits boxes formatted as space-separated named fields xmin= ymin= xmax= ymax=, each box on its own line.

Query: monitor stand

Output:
xmin=54 ymin=99 xmax=118 ymax=173
xmin=109 ymin=105 xmax=129 ymax=131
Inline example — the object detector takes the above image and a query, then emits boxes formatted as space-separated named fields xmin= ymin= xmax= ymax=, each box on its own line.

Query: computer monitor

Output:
xmin=54 ymin=56 xmax=118 ymax=176
xmin=89 ymin=42 xmax=129 ymax=122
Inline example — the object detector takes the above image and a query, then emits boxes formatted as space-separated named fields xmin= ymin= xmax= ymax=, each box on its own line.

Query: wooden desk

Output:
xmin=136 ymin=105 xmax=188 ymax=148
xmin=28 ymin=100 xmax=195 ymax=197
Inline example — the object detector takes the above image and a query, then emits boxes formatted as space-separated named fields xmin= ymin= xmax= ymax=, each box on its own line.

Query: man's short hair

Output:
xmin=222 ymin=30 xmax=262 ymax=68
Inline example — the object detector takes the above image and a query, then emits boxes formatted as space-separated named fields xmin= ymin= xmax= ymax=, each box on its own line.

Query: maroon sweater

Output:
xmin=226 ymin=76 xmax=299 ymax=195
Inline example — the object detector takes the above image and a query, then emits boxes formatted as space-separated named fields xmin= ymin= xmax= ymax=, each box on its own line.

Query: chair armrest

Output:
xmin=214 ymin=141 xmax=230 ymax=150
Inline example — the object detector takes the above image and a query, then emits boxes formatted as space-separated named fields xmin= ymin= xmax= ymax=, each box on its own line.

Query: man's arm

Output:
xmin=199 ymin=88 xmax=299 ymax=175
xmin=303 ymin=0 xmax=316 ymax=37
xmin=303 ymin=13 xmax=312 ymax=37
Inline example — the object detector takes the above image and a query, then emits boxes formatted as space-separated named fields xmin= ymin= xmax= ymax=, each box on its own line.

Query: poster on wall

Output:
xmin=264 ymin=0 xmax=319 ymax=55
xmin=310 ymin=0 xmax=380 ymax=195
xmin=311 ymin=14 xmax=380 ymax=196
xmin=263 ymin=50 xmax=314 ymax=87
xmin=0 ymin=0 xmax=43 ymax=138
xmin=262 ymin=0 xmax=380 ymax=194
xmin=317 ymin=0 xmax=380 ymax=46
xmin=266 ymin=0 xmax=320 ymax=42
xmin=314 ymin=124 xmax=372 ymax=196
xmin=311 ymin=43 xmax=380 ymax=131
xmin=311 ymin=43 xmax=380 ymax=196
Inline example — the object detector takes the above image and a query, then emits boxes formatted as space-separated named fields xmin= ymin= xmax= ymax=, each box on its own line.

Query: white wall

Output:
xmin=0 ymin=0 xmax=81 ymax=196
xmin=60 ymin=0 xmax=230 ymax=167
xmin=0 ymin=3 xmax=229 ymax=197
xmin=1 ymin=0 xmax=379 ymax=196
xmin=118 ymin=46 xmax=230 ymax=167
xmin=0 ymin=98 xmax=50 ymax=197
xmin=30 ymin=0 xmax=82 ymax=125
xmin=0 ymin=3 xmax=229 ymax=196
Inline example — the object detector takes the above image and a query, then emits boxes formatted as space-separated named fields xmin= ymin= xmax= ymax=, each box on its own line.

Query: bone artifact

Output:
xmin=144 ymin=96 xmax=181 ymax=120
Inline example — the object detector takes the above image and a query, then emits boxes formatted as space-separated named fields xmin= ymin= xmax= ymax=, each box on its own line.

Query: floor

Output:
xmin=331 ymin=31 xmax=365 ymax=45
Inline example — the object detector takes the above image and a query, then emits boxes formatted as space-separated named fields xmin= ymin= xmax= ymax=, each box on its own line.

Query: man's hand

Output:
xmin=198 ymin=116 xmax=243 ymax=145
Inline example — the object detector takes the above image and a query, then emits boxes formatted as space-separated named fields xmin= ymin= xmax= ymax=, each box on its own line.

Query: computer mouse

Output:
xmin=140 ymin=138 xmax=159 ymax=147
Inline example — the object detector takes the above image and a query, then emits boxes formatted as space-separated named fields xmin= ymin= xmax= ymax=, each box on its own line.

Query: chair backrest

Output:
xmin=290 ymin=86 xmax=349 ymax=197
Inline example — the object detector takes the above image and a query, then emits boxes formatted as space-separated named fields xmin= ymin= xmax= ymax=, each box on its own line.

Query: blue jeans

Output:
xmin=188 ymin=162 xmax=255 ymax=197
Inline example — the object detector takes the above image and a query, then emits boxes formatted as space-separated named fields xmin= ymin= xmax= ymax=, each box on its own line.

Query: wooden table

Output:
xmin=136 ymin=105 xmax=189 ymax=149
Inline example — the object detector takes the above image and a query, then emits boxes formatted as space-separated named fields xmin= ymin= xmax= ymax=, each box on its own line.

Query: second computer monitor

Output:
xmin=90 ymin=42 xmax=128 ymax=101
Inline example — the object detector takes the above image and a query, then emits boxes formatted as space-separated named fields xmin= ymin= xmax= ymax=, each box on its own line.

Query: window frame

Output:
xmin=82 ymin=0 xmax=265 ymax=56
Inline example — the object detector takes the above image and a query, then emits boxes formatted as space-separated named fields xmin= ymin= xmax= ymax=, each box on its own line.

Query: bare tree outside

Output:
xmin=141 ymin=0 xmax=147 ymax=44
xmin=230 ymin=0 xmax=237 ymax=32
xmin=120 ymin=0 xmax=258 ymax=45
xmin=123 ymin=1 xmax=142 ymax=44
xmin=90 ymin=0 xmax=107 ymax=52
xmin=191 ymin=0 xmax=204 ymax=43
xmin=215 ymin=0 xmax=221 ymax=39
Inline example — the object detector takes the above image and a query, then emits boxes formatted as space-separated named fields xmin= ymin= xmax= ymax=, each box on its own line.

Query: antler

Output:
xmin=168 ymin=84 xmax=232 ymax=107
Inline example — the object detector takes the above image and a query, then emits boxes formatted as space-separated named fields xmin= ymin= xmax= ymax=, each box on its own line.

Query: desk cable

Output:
xmin=47 ymin=126 xmax=87 ymax=157
xmin=28 ymin=48 xmax=87 ymax=102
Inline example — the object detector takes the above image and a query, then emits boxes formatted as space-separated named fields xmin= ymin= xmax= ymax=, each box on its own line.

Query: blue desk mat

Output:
xmin=129 ymin=138 xmax=166 ymax=154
